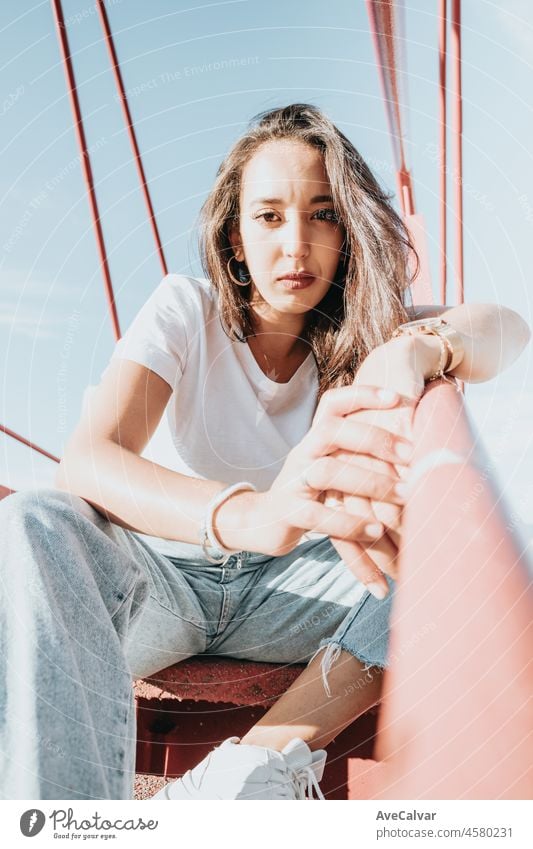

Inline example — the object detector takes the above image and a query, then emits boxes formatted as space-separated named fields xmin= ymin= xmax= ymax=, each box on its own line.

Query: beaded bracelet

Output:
xmin=199 ymin=481 xmax=257 ymax=565
xmin=426 ymin=333 xmax=454 ymax=382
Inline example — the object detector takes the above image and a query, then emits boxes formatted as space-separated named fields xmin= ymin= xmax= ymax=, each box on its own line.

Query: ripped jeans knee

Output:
xmin=310 ymin=578 xmax=394 ymax=697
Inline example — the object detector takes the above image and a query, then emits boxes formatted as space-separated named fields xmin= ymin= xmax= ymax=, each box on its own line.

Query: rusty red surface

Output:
xmin=135 ymin=697 xmax=379 ymax=799
xmin=134 ymin=656 xmax=303 ymax=708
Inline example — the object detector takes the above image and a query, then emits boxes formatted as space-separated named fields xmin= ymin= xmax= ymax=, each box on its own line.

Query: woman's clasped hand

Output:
xmin=257 ymin=383 xmax=412 ymax=581
xmin=258 ymin=336 xmax=427 ymax=597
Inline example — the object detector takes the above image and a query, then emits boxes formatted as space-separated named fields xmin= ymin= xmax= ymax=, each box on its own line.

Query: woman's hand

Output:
xmin=217 ymin=383 xmax=413 ymax=559
xmin=324 ymin=334 xmax=441 ymax=595
xmin=339 ymin=333 xmax=443 ymax=530
xmin=325 ymin=406 xmax=415 ymax=598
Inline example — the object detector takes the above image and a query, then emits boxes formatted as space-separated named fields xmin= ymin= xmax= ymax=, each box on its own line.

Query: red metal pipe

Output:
xmin=379 ymin=0 xmax=407 ymax=172
xmin=366 ymin=1 xmax=416 ymax=218
xmin=50 ymin=0 xmax=121 ymax=341
xmin=396 ymin=167 xmax=415 ymax=218
xmin=348 ymin=382 xmax=533 ymax=798
xmin=95 ymin=0 xmax=168 ymax=277
xmin=1 ymin=423 xmax=60 ymax=464
xmin=439 ymin=0 xmax=448 ymax=303
xmin=451 ymin=0 xmax=464 ymax=304
xmin=366 ymin=0 xmax=398 ymax=169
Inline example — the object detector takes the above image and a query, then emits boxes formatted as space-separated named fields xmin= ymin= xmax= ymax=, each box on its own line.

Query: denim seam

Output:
xmin=215 ymin=583 xmax=232 ymax=637
xmin=110 ymin=579 xmax=141 ymax=625
xmin=141 ymin=592 xmax=206 ymax=631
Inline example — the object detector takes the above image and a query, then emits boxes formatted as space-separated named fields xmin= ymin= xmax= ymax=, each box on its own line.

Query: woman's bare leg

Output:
xmin=240 ymin=535 xmax=394 ymax=752
xmin=240 ymin=649 xmax=383 ymax=751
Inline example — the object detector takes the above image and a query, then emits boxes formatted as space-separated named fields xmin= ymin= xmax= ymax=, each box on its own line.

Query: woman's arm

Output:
xmin=408 ymin=302 xmax=531 ymax=383
xmin=56 ymin=359 xmax=410 ymax=558
xmin=326 ymin=302 xmax=531 ymax=596
xmin=55 ymin=359 xmax=230 ymax=542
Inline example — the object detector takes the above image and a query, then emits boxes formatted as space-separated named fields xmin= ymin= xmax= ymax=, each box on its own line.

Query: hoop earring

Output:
xmin=334 ymin=242 xmax=349 ymax=284
xmin=227 ymin=255 xmax=251 ymax=287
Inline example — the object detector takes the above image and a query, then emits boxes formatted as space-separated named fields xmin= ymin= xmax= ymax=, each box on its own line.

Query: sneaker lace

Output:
xmin=289 ymin=764 xmax=325 ymax=800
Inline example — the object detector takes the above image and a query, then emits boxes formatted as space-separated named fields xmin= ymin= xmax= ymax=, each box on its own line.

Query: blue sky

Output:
xmin=1 ymin=0 xmax=532 ymax=540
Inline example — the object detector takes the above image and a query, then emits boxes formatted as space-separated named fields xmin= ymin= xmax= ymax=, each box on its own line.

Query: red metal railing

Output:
xmin=366 ymin=0 xmax=415 ymax=217
xmin=0 ymin=423 xmax=60 ymax=464
xmin=451 ymin=0 xmax=464 ymax=304
xmin=438 ymin=0 xmax=448 ymax=302
xmin=348 ymin=381 xmax=533 ymax=798
xmin=95 ymin=0 xmax=168 ymax=277
xmin=50 ymin=0 xmax=121 ymax=341
xmin=365 ymin=0 xmax=434 ymax=305
xmin=367 ymin=0 xmax=465 ymax=308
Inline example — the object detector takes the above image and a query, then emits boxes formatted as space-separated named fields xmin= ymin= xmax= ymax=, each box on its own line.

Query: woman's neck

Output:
xmin=247 ymin=306 xmax=311 ymax=382
xmin=248 ymin=302 xmax=309 ymax=359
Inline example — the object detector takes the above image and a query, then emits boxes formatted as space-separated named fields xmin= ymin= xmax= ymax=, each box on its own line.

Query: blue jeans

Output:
xmin=0 ymin=488 xmax=393 ymax=799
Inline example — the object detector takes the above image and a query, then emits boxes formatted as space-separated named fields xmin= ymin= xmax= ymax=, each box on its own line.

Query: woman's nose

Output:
xmin=282 ymin=216 xmax=310 ymax=258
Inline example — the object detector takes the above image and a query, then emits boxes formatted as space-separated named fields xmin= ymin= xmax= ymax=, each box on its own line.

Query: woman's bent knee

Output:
xmin=0 ymin=487 xmax=98 ymax=526
xmin=0 ymin=487 xmax=151 ymax=628
xmin=0 ymin=489 xmax=116 ymax=557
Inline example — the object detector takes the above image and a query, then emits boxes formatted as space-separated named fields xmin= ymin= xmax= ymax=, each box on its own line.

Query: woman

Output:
xmin=0 ymin=104 xmax=528 ymax=801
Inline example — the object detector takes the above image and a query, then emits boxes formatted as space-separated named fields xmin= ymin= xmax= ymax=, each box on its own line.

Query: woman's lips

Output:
xmin=278 ymin=275 xmax=315 ymax=290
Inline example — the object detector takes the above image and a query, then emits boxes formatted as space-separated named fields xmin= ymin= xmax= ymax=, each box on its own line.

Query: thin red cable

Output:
xmin=1 ymin=424 xmax=60 ymax=464
xmin=96 ymin=0 xmax=168 ymax=277
xmin=366 ymin=1 xmax=400 ymax=165
xmin=366 ymin=0 xmax=415 ymax=216
xmin=439 ymin=0 xmax=448 ymax=303
xmin=451 ymin=0 xmax=464 ymax=304
xmin=50 ymin=0 xmax=121 ymax=341
xmin=380 ymin=1 xmax=407 ymax=171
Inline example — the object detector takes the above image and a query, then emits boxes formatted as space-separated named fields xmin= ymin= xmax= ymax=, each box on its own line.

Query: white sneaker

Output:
xmin=151 ymin=737 xmax=327 ymax=800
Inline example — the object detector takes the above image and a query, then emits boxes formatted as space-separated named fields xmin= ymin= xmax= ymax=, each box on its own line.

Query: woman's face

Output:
xmin=230 ymin=139 xmax=345 ymax=322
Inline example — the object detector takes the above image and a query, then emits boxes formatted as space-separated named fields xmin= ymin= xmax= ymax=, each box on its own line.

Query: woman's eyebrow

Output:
xmin=249 ymin=194 xmax=334 ymax=206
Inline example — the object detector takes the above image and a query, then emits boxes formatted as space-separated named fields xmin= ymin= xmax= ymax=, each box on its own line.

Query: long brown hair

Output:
xmin=197 ymin=103 xmax=417 ymax=398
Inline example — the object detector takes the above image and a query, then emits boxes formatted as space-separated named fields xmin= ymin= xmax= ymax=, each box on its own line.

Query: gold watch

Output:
xmin=391 ymin=317 xmax=464 ymax=380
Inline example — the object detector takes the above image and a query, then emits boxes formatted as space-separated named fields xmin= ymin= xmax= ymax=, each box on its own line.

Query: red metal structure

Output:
xmin=451 ymin=0 xmax=464 ymax=304
xmin=365 ymin=0 xmax=415 ymax=218
xmin=51 ymin=0 xmax=121 ymax=341
xmin=0 ymin=424 xmax=59 ymax=465
xmin=1 ymin=0 xmax=531 ymax=799
xmin=438 ymin=0 xmax=448 ymax=302
xmin=95 ymin=0 xmax=168 ymax=278
xmin=348 ymin=381 xmax=533 ymax=798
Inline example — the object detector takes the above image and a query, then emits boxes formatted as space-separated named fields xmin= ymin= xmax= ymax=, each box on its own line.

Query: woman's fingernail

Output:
xmin=367 ymin=581 xmax=388 ymax=600
xmin=395 ymin=441 xmax=413 ymax=461
xmin=394 ymin=481 xmax=409 ymax=498
xmin=365 ymin=523 xmax=384 ymax=538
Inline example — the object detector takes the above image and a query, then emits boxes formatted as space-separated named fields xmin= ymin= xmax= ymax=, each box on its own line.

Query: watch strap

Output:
xmin=392 ymin=318 xmax=464 ymax=375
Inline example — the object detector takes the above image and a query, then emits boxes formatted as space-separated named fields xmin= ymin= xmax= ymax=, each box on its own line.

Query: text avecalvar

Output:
xmin=376 ymin=810 xmax=437 ymax=821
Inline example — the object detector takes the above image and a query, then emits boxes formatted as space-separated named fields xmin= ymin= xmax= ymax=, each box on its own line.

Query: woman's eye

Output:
xmin=254 ymin=211 xmax=279 ymax=223
xmin=313 ymin=208 xmax=339 ymax=223
xmin=252 ymin=208 xmax=340 ymax=224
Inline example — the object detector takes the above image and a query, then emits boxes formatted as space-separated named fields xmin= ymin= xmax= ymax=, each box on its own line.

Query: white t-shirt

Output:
xmin=105 ymin=272 xmax=319 ymax=495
